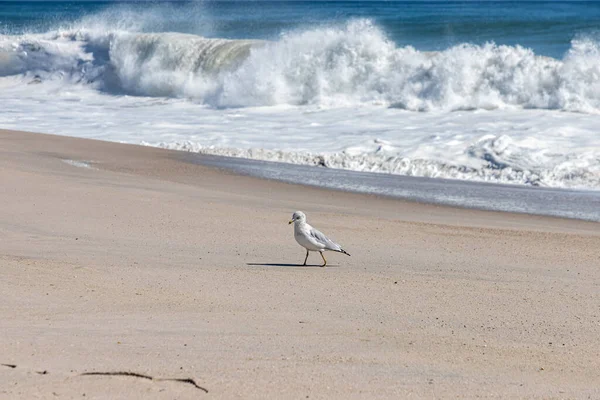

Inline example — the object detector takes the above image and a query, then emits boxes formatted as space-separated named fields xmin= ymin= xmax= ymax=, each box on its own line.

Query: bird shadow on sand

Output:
xmin=246 ymin=263 xmax=339 ymax=268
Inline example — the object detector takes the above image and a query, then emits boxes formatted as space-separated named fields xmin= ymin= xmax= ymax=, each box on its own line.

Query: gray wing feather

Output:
xmin=309 ymin=227 xmax=342 ymax=251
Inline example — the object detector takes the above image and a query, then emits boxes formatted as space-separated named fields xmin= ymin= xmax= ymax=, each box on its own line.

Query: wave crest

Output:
xmin=110 ymin=32 xmax=257 ymax=97
xmin=3 ymin=19 xmax=600 ymax=113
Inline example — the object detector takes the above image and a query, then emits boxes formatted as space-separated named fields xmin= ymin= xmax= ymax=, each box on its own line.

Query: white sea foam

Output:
xmin=1 ymin=20 xmax=600 ymax=190
xmin=4 ymin=20 xmax=600 ymax=112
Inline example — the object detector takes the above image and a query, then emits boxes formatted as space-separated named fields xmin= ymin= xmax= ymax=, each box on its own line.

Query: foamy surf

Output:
xmin=1 ymin=18 xmax=600 ymax=191
xmin=150 ymin=130 xmax=600 ymax=189
xmin=3 ymin=20 xmax=600 ymax=112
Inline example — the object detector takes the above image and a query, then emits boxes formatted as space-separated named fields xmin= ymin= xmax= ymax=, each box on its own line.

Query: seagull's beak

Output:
xmin=288 ymin=219 xmax=294 ymax=224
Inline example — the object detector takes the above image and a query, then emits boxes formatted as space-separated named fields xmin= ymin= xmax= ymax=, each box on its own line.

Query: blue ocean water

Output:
xmin=2 ymin=1 xmax=600 ymax=59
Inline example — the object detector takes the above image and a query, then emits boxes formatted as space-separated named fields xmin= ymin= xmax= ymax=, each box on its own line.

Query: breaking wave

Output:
xmin=3 ymin=19 xmax=600 ymax=112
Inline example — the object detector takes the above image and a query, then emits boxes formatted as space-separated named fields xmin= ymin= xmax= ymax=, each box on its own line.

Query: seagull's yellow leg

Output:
xmin=303 ymin=250 xmax=309 ymax=266
xmin=320 ymin=252 xmax=327 ymax=267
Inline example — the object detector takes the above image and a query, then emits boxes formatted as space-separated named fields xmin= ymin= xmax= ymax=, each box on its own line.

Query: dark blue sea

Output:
xmin=3 ymin=1 xmax=600 ymax=58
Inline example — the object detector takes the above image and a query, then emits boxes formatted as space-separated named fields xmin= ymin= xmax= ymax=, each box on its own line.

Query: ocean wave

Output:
xmin=3 ymin=19 xmax=600 ymax=113
xmin=149 ymin=136 xmax=600 ymax=190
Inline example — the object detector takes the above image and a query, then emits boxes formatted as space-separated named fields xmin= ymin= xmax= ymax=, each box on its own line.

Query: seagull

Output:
xmin=288 ymin=211 xmax=350 ymax=267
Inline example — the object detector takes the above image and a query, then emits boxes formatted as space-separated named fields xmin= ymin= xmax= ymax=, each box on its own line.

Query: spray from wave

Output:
xmin=2 ymin=19 xmax=600 ymax=113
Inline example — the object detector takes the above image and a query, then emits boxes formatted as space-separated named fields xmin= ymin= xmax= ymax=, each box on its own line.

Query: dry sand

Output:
xmin=1 ymin=129 xmax=599 ymax=399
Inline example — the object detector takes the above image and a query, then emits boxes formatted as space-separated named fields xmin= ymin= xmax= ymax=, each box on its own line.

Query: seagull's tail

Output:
xmin=339 ymin=249 xmax=351 ymax=257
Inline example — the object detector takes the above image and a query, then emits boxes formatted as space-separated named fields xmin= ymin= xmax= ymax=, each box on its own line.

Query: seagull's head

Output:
xmin=289 ymin=211 xmax=306 ymax=225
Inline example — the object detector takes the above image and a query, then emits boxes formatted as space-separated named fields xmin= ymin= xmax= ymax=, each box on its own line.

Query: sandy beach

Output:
xmin=1 ymin=129 xmax=599 ymax=399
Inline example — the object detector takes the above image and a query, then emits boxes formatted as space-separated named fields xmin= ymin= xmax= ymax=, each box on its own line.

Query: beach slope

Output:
xmin=1 ymin=129 xmax=599 ymax=399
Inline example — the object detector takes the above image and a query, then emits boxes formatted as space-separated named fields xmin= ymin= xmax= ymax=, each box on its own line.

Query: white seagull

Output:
xmin=288 ymin=211 xmax=350 ymax=267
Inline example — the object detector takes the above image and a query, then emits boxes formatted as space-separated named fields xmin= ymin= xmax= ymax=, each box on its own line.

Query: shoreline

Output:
xmin=5 ymin=128 xmax=600 ymax=225
xmin=182 ymin=152 xmax=600 ymax=223
xmin=2 ymin=128 xmax=600 ymax=398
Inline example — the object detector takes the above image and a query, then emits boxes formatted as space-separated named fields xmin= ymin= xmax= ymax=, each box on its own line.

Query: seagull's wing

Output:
xmin=309 ymin=227 xmax=342 ymax=252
